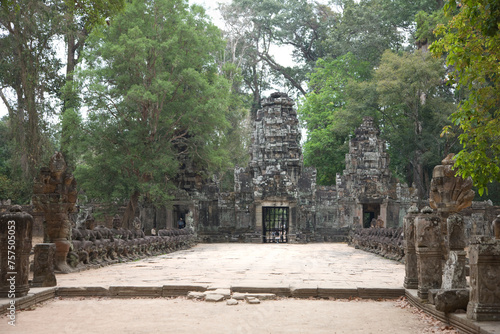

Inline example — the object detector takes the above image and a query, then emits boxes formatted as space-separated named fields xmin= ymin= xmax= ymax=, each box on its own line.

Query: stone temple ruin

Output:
xmin=1 ymin=93 xmax=500 ymax=332
xmin=134 ymin=92 xmax=415 ymax=243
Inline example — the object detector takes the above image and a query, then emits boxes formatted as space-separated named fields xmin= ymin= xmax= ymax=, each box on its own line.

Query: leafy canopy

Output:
xmin=431 ymin=0 xmax=500 ymax=196
xmin=76 ymin=0 xmax=232 ymax=204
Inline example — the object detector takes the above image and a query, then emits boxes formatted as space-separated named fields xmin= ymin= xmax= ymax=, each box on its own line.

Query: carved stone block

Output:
xmin=467 ymin=237 xmax=500 ymax=321
xmin=434 ymin=289 xmax=469 ymax=313
xmin=0 ymin=206 xmax=33 ymax=297
xmin=415 ymin=207 xmax=442 ymax=300
xmin=32 ymin=243 xmax=57 ymax=287
xmin=403 ymin=205 xmax=419 ymax=289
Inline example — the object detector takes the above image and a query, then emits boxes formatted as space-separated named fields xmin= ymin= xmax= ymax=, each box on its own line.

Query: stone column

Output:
xmin=403 ymin=204 xmax=419 ymax=289
xmin=415 ymin=206 xmax=442 ymax=300
xmin=0 ymin=205 xmax=33 ymax=298
xmin=32 ymin=243 xmax=57 ymax=287
xmin=467 ymin=236 xmax=500 ymax=321
xmin=442 ymin=214 xmax=467 ymax=289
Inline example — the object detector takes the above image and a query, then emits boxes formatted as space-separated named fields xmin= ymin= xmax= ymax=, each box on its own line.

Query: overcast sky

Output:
xmin=0 ymin=0 xmax=295 ymax=119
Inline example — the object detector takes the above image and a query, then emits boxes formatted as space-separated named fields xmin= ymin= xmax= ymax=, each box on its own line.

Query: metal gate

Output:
xmin=262 ymin=207 xmax=289 ymax=243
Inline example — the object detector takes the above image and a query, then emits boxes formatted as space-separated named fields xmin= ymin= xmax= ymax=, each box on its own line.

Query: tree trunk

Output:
xmin=122 ymin=190 xmax=140 ymax=230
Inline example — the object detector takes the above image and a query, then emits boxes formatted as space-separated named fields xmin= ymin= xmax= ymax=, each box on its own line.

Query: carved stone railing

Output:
xmin=65 ymin=227 xmax=196 ymax=270
xmin=349 ymin=227 xmax=404 ymax=261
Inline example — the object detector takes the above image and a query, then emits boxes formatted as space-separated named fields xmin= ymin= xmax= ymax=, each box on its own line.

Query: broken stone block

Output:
xmin=246 ymin=296 xmax=260 ymax=304
xmin=32 ymin=243 xmax=57 ymax=287
xmin=205 ymin=294 xmax=225 ymax=302
xmin=441 ymin=250 xmax=467 ymax=290
xmin=226 ymin=299 xmax=238 ymax=306
xmin=187 ymin=291 xmax=206 ymax=300
xmin=205 ymin=288 xmax=231 ymax=299
xmin=434 ymin=289 xmax=469 ymax=313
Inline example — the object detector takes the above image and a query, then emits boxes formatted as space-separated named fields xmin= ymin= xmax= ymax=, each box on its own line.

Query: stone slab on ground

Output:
xmin=206 ymin=288 xmax=231 ymax=299
xmin=109 ymin=286 xmax=163 ymax=297
xmin=232 ymin=292 xmax=276 ymax=300
xmin=57 ymin=287 xmax=109 ymax=297
xmin=231 ymin=285 xmax=290 ymax=296
xmin=187 ymin=291 xmax=206 ymax=300
xmin=205 ymin=294 xmax=225 ymax=302
xmin=226 ymin=299 xmax=238 ymax=306
xmin=54 ymin=244 xmax=406 ymax=289
xmin=162 ymin=284 xmax=208 ymax=297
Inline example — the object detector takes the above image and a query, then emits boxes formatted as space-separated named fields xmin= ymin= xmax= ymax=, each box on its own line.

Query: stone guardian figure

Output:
xmin=32 ymin=152 xmax=78 ymax=273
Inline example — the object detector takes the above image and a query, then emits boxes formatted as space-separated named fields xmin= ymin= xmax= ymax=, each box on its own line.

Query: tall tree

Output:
xmin=375 ymin=50 xmax=457 ymax=198
xmin=431 ymin=0 xmax=500 ymax=196
xmin=76 ymin=0 xmax=233 ymax=228
xmin=60 ymin=0 xmax=125 ymax=161
xmin=298 ymin=53 xmax=372 ymax=185
xmin=0 ymin=0 xmax=62 ymax=198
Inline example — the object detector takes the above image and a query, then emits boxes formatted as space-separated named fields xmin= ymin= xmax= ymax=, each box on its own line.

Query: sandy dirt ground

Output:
xmin=0 ymin=296 xmax=458 ymax=334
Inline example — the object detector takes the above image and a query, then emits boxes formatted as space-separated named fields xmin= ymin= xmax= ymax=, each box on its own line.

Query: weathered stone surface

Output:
xmin=32 ymin=243 xmax=57 ymax=287
xmin=226 ymin=299 xmax=238 ymax=306
xmin=404 ymin=204 xmax=419 ymax=289
xmin=109 ymin=286 xmax=162 ymax=297
xmin=206 ymin=288 xmax=231 ymax=299
xmin=429 ymin=154 xmax=475 ymax=217
xmin=232 ymin=292 xmax=277 ymax=300
xmin=0 ymin=205 xmax=33 ymax=298
xmin=434 ymin=289 xmax=469 ymax=313
xmin=187 ymin=291 xmax=206 ymax=300
xmin=493 ymin=214 xmax=500 ymax=239
xmin=415 ymin=207 xmax=442 ymax=300
xmin=467 ymin=237 xmax=500 ymax=321
xmin=246 ymin=296 xmax=261 ymax=304
xmin=441 ymin=251 xmax=467 ymax=290
xmin=162 ymin=284 xmax=207 ymax=297
xmin=205 ymin=294 xmax=224 ymax=302
xmin=32 ymin=152 xmax=77 ymax=273
xmin=56 ymin=287 xmax=109 ymax=297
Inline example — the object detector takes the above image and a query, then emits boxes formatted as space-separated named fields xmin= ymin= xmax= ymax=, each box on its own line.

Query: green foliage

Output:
xmin=431 ymin=0 xmax=500 ymax=195
xmin=375 ymin=50 xmax=457 ymax=195
xmin=76 ymin=0 xmax=234 ymax=204
xmin=415 ymin=10 xmax=449 ymax=47
xmin=299 ymin=53 xmax=372 ymax=184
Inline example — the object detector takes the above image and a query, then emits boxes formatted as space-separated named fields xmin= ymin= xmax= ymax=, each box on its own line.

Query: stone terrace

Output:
xmin=53 ymin=243 xmax=404 ymax=293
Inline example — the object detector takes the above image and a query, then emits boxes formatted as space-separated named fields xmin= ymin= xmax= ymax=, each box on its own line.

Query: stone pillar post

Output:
xmin=442 ymin=214 xmax=467 ymax=289
xmin=403 ymin=204 xmax=419 ymax=289
xmin=467 ymin=236 xmax=500 ymax=321
xmin=0 ymin=205 xmax=33 ymax=298
xmin=415 ymin=206 xmax=442 ymax=300
xmin=32 ymin=243 xmax=57 ymax=287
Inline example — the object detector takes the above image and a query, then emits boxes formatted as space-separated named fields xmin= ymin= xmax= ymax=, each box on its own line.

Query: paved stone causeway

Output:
xmin=55 ymin=243 xmax=404 ymax=290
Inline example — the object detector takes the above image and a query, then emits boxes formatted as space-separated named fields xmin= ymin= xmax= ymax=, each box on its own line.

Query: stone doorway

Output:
xmin=262 ymin=207 xmax=289 ymax=243
xmin=362 ymin=203 xmax=380 ymax=228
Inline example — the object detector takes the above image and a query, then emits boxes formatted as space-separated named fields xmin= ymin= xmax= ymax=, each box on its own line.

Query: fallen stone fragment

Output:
xmin=187 ymin=291 xmax=206 ymax=300
xmin=206 ymin=288 xmax=231 ymax=299
xmin=205 ymin=294 xmax=225 ymax=302
xmin=434 ymin=289 xmax=469 ymax=313
xmin=232 ymin=292 xmax=276 ymax=300
xmin=246 ymin=297 xmax=260 ymax=304
xmin=226 ymin=299 xmax=238 ymax=306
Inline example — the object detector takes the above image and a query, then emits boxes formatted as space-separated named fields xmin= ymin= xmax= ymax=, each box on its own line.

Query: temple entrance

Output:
xmin=262 ymin=207 xmax=289 ymax=243
xmin=362 ymin=203 xmax=380 ymax=228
